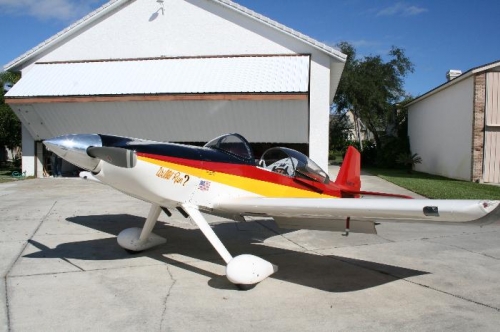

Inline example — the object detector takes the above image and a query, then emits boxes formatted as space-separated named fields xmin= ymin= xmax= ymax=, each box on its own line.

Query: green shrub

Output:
xmin=396 ymin=153 xmax=422 ymax=173
xmin=336 ymin=135 xmax=413 ymax=169
xmin=374 ymin=136 xmax=411 ymax=168
xmin=13 ymin=156 xmax=21 ymax=168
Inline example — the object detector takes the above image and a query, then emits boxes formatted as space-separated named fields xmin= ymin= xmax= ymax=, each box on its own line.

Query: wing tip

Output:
xmin=473 ymin=200 xmax=500 ymax=225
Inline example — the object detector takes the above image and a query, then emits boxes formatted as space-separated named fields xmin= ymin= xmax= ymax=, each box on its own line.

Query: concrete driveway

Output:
xmin=1 ymin=169 xmax=499 ymax=331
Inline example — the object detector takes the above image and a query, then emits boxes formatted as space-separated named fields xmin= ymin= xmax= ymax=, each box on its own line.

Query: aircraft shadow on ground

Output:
xmin=25 ymin=214 xmax=428 ymax=292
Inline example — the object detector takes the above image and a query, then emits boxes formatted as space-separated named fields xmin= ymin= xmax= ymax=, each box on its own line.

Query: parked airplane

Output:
xmin=44 ymin=133 xmax=499 ymax=288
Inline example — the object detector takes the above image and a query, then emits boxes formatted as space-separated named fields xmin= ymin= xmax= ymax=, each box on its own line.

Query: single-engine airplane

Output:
xmin=44 ymin=133 xmax=499 ymax=288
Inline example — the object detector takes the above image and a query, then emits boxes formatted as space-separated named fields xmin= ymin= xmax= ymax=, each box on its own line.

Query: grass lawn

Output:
xmin=0 ymin=170 xmax=18 ymax=183
xmin=364 ymin=168 xmax=500 ymax=200
xmin=0 ymin=163 xmax=26 ymax=183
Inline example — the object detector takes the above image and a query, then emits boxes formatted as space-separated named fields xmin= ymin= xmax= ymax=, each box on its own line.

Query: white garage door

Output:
xmin=483 ymin=72 xmax=500 ymax=183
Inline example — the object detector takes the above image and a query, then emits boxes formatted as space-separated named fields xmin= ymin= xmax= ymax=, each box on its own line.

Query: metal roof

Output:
xmin=6 ymin=55 xmax=310 ymax=98
xmin=3 ymin=0 xmax=345 ymax=71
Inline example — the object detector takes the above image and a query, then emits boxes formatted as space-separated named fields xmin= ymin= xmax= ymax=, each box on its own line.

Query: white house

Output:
xmin=408 ymin=60 xmax=500 ymax=183
xmin=345 ymin=110 xmax=373 ymax=143
xmin=4 ymin=0 xmax=346 ymax=177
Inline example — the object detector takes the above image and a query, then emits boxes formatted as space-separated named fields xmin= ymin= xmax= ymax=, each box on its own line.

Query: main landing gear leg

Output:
xmin=182 ymin=204 xmax=278 ymax=288
xmin=117 ymin=203 xmax=167 ymax=252
xmin=342 ymin=216 xmax=351 ymax=237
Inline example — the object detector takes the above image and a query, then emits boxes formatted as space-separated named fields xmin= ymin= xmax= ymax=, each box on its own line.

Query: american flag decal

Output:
xmin=198 ymin=180 xmax=211 ymax=191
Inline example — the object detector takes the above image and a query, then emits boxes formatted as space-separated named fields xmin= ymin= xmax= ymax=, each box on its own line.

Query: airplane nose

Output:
xmin=43 ymin=134 xmax=102 ymax=172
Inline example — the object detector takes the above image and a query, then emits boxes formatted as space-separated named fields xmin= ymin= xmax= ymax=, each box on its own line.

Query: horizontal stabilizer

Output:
xmin=273 ymin=217 xmax=377 ymax=234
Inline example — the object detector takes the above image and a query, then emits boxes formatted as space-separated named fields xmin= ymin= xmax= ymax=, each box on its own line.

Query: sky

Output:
xmin=1 ymin=0 xmax=499 ymax=97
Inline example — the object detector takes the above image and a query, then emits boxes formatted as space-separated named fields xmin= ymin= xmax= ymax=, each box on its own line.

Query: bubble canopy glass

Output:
xmin=204 ymin=133 xmax=329 ymax=183
xmin=259 ymin=147 xmax=330 ymax=183
xmin=204 ymin=133 xmax=255 ymax=161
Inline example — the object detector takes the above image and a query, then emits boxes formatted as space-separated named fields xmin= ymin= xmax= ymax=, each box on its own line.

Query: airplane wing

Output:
xmin=213 ymin=197 xmax=500 ymax=224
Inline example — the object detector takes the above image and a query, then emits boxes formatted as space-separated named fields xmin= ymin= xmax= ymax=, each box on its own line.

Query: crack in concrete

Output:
xmin=257 ymin=221 xmax=500 ymax=312
xmin=7 ymin=262 xmax=167 ymax=279
xmin=427 ymin=240 xmax=500 ymax=260
xmin=368 ymin=227 xmax=500 ymax=247
xmin=256 ymin=219 xmax=499 ymax=253
xmin=374 ymin=234 xmax=398 ymax=242
xmin=2 ymin=280 xmax=9 ymax=332
xmin=159 ymin=265 xmax=177 ymax=332
xmin=4 ymin=200 xmax=57 ymax=332
xmin=322 ymin=251 xmax=500 ymax=313
xmin=254 ymin=220 xmax=310 ymax=252
xmin=404 ymin=279 xmax=500 ymax=312
xmin=423 ymin=228 xmax=499 ymax=239
xmin=239 ymin=219 xmax=500 ymax=313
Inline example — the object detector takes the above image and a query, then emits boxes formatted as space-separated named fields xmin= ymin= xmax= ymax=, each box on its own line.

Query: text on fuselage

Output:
xmin=156 ymin=167 xmax=190 ymax=186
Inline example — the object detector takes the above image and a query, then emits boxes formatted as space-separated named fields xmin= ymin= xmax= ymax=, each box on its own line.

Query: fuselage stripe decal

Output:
xmin=137 ymin=152 xmax=341 ymax=196
xmin=138 ymin=155 xmax=336 ymax=198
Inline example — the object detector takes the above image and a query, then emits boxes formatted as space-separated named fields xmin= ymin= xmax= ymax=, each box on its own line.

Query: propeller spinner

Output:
xmin=43 ymin=134 xmax=136 ymax=171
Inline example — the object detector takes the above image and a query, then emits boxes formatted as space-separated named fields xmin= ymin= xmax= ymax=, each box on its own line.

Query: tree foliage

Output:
xmin=329 ymin=109 xmax=352 ymax=152
xmin=0 ymin=72 xmax=22 ymax=158
xmin=333 ymin=42 xmax=414 ymax=151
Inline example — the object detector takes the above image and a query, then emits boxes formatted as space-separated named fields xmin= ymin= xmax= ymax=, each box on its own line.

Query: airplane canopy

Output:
xmin=204 ymin=133 xmax=255 ymax=163
xmin=259 ymin=147 xmax=330 ymax=184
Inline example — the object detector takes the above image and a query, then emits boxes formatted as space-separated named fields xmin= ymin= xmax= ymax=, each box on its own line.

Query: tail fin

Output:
xmin=335 ymin=146 xmax=361 ymax=195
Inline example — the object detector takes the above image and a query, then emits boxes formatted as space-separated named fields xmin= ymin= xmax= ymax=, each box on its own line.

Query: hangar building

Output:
xmin=4 ymin=0 xmax=346 ymax=177
xmin=408 ymin=61 xmax=500 ymax=183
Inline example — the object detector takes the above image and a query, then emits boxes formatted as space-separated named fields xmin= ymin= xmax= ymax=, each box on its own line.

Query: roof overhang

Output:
xmin=6 ymin=55 xmax=310 ymax=103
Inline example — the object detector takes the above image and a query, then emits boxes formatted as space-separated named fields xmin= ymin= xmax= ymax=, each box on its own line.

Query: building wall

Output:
xmin=30 ymin=0 xmax=324 ymax=64
xmin=15 ymin=0 xmax=337 ymax=171
xmin=308 ymin=52 xmax=331 ymax=169
xmin=21 ymin=126 xmax=36 ymax=176
xmin=37 ymin=1 xmax=284 ymax=62
xmin=408 ymin=76 xmax=474 ymax=181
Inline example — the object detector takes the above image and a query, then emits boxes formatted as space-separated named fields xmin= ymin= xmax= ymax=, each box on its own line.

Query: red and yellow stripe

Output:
xmin=138 ymin=153 xmax=340 ymax=198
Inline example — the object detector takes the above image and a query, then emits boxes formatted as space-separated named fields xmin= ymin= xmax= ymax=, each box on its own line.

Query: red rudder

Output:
xmin=334 ymin=146 xmax=361 ymax=194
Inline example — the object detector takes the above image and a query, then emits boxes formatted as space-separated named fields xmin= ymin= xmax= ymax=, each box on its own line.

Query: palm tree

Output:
xmin=396 ymin=153 xmax=422 ymax=173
